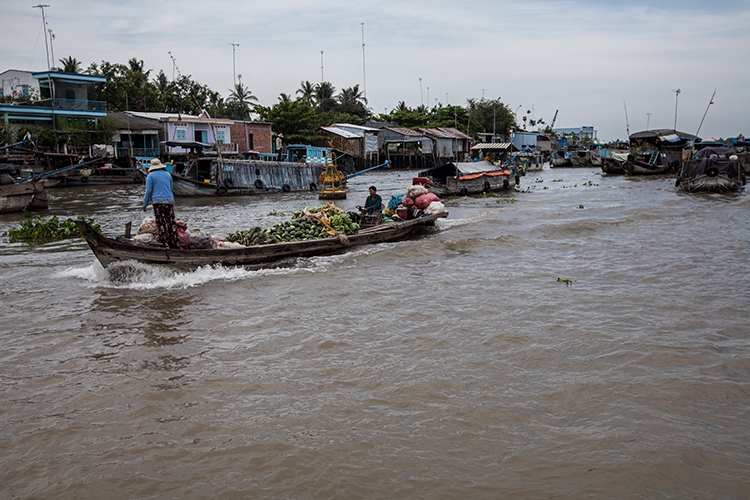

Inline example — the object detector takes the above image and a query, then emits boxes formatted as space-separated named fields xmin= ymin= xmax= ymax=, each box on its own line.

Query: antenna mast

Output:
xmin=321 ymin=50 xmax=324 ymax=81
xmin=33 ymin=5 xmax=54 ymax=100
xmin=361 ymin=22 xmax=367 ymax=101
xmin=229 ymin=43 xmax=239 ymax=87
xmin=623 ymin=101 xmax=630 ymax=139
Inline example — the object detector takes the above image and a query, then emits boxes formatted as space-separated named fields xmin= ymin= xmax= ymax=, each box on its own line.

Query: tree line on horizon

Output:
xmin=6 ymin=56 xmax=555 ymax=146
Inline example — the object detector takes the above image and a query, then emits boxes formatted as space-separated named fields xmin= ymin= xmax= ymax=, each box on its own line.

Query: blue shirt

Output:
xmin=143 ymin=169 xmax=174 ymax=207
xmin=364 ymin=193 xmax=382 ymax=214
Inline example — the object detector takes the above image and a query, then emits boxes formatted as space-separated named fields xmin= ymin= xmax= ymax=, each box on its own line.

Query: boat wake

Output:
xmin=59 ymin=244 xmax=395 ymax=290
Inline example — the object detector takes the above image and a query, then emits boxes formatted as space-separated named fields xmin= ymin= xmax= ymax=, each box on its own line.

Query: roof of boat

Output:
xmin=629 ymin=129 xmax=699 ymax=143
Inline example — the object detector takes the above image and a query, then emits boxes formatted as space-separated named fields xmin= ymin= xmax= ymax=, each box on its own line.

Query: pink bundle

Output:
xmin=414 ymin=192 xmax=440 ymax=209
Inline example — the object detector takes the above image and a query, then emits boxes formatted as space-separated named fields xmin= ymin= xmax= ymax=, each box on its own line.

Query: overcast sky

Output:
xmin=2 ymin=0 xmax=749 ymax=141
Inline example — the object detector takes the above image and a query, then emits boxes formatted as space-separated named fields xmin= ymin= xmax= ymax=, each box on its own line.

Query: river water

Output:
xmin=1 ymin=167 xmax=748 ymax=499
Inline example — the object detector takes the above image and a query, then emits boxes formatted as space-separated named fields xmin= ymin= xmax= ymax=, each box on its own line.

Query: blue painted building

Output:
xmin=0 ymin=70 xmax=107 ymax=143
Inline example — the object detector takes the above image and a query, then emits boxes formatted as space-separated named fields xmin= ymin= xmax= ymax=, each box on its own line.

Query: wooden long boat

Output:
xmin=414 ymin=160 xmax=517 ymax=196
xmin=75 ymin=212 xmax=448 ymax=269
xmin=0 ymin=180 xmax=46 ymax=213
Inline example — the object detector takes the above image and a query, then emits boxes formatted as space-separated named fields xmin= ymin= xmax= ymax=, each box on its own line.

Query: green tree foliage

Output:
xmin=226 ymin=79 xmax=258 ymax=120
xmin=87 ymin=58 xmax=160 ymax=112
xmin=465 ymin=98 xmax=516 ymax=137
xmin=296 ymin=80 xmax=316 ymax=106
xmin=58 ymin=56 xmax=82 ymax=73
xmin=314 ymin=81 xmax=337 ymax=113
xmin=255 ymin=98 xmax=322 ymax=145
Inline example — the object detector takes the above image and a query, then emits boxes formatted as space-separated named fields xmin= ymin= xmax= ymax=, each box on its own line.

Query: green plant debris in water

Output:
xmin=496 ymin=198 xmax=516 ymax=204
xmin=267 ymin=210 xmax=285 ymax=216
xmin=557 ymin=277 xmax=576 ymax=285
xmin=2 ymin=214 xmax=101 ymax=241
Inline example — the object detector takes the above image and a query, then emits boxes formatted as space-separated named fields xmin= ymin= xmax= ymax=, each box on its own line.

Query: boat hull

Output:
xmin=0 ymin=182 xmax=46 ymax=213
xmin=75 ymin=212 xmax=447 ymax=269
xmin=172 ymin=159 xmax=324 ymax=197
xmin=677 ymin=174 xmax=744 ymax=193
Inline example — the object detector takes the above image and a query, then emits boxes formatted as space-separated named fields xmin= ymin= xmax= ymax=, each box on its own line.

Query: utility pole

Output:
xmin=229 ymin=43 xmax=239 ymax=87
xmin=420 ymin=78 xmax=423 ymax=107
xmin=321 ymin=51 xmax=324 ymax=81
xmin=361 ymin=22 xmax=367 ymax=101
xmin=672 ymin=88 xmax=681 ymax=130
xmin=646 ymin=113 xmax=651 ymax=130
xmin=427 ymin=87 xmax=430 ymax=107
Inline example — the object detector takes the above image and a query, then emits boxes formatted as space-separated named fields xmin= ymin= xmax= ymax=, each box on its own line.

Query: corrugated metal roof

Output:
xmin=332 ymin=123 xmax=380 ymax=133
xmin=418 ymin=127 xmax=473 ymax=139
xmin=383 ymin=126 xmax=427 ymax=137
xmin=320 ymin=126 xmax=360 ymax=139
xmin=472 ymin=142 xmax=512 ymax=150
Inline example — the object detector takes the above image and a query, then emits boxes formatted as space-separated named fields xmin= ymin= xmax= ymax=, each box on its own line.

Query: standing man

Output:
xmin=143 ymin=158 xmax=179 ymax=248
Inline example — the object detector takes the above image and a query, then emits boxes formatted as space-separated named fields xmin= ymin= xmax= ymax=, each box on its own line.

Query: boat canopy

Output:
xmin=686 ymin=146 xmax=740 ymax=178
xmin=629 ymin=129 xmax=699 ymax=145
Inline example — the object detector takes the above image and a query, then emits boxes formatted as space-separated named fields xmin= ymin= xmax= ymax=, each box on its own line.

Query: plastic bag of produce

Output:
xmin=136 ymin=216 xmax=158 ymax=235
xmin=132 ymin=232 xmax=159 ymax=245
xmin=415 ymin=192 xmax=440 ymax=209
xmin=387 ymin=194 xmax=405 ymax=210
xmin=406 ymin=184 xmax=429 ymax=199
xmin=189 ymin=229 xmax=212 ymax=249
xmin=424 ymin=201 xmax=447 ymax=215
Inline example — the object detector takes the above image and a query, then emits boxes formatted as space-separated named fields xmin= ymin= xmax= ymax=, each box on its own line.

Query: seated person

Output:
xmin=364 ymin=185 xmax=383 ymax=215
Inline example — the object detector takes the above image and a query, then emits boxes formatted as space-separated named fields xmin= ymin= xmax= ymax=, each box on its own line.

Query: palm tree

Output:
xmin=296 ymin=80 xmax=316 ymax=106
xmin=314 ymin=81 xmax=336 ymax=112
xmin=59 ymin=56 xmax=81 ymax=73
xmin=227 ymin=78 xmax=258 ymax=120
xmin=337 ymin=84 xmax=368 ymax=118
xmin=278 ymin=93 xmax=292 ymax=103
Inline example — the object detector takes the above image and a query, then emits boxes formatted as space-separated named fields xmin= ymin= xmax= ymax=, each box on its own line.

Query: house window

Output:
xmin=65 ymin=89 xmax=76 ymax=100
xmin=215 ymin=127 xmax=226 ymax=144
xmin=214 ymin=126 xmax=229 ymax=144
xmin=175 ymin=126 xmax=187 ymax=141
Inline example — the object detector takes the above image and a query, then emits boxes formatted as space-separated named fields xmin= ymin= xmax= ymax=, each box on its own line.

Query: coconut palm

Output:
xmin=314 ymin=81 xmax=336 ymax=113
xmin=59 ymin=56 xmax=82 ymax=73
xmin=337 ymin=84 xmax=368 ymax=118
xmin=227 ymin=79 xmax=258 ymax=120
xmin=296 ymin=80 xmax=316 ymax=106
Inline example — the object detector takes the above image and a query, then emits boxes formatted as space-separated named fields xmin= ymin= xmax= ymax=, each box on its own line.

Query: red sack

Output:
xmin=177 ymin=228 xmax=190 ymax=249
xmin=415 ymin=192 xmax=440 ymax=209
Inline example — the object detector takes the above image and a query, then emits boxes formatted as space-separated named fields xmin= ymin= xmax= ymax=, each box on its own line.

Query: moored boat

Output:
xmin=163 ymin=143 xmax=334 ymax=197
xmin=413 ymin=160 xmax=517 ymax=196
xmin=623 ymin=129 xmax=698 ymax=175
xmin=0 ymin=179 xmax=47 ymax=213
xmin=75 ymin=212 xmax=447 ymax=269
xmin=676 ymin=146 xmax=746 ymax=193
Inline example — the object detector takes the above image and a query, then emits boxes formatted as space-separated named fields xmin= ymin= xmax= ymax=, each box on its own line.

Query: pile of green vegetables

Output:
xmin=226 ymin=206 xmax=360 ymax=246
xmin=328 ymin=213 xmax=359 ymax=235
xmin=2 ymin=214 xmax=101 ymax=241
xmin=227 ymin=218 xmax=326 ymax=246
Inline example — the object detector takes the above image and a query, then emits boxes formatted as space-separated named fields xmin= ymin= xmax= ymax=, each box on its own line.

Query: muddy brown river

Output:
xmin=1 ymin=167 xmax=748 ymax=499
